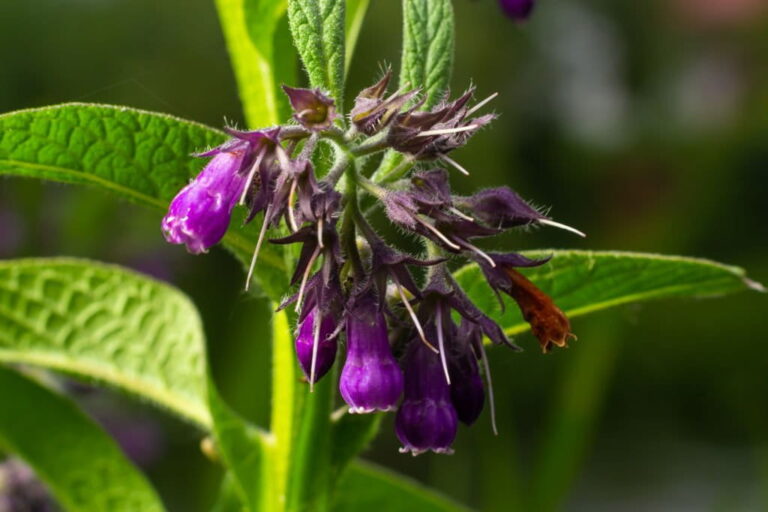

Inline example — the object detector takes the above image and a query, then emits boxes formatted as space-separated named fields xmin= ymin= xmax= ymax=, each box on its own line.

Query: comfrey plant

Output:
xmin=0 ymin=0 xmax=762 ymax=510
xmin=163 ymin=74 xmax=583 ymax=453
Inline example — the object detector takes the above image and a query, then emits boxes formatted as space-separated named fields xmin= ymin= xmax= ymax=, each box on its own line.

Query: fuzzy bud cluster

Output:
xmin=162 ymin=75 xmax=579 ymax=455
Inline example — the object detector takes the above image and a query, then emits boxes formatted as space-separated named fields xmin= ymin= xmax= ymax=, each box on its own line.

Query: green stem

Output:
xmin=345 ymin=0 xmax=371 ymax=73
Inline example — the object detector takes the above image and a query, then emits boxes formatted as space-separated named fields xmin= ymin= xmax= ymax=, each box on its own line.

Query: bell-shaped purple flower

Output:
xmin=282 ymin=86 xmax=337 ymax=131
xmin=162 ymin=144 xmax=247 ymax=254
xmin=449 ymin=323 xmax=485 ymax=425
xmin=340 ymin=292 xmax=404 ymax=413
xmin=499 ymin=0 xmax=535 ymax=21
xmin=295 ymin=307 xmax=338 ymax=385
xmin=396 ymin=341 xmax=458 ymax=455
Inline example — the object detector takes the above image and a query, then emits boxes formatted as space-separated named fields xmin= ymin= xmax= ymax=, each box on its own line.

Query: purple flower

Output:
xmin=499 ymin=0 xmax=535 ymax=21
xmin=396 ymin=341 xmax=458 ymax=455
xmin=0 ymin=459 xmax=55 ymax=511
xmin=349 ymin=69 xmax=419 ymax=136
xmin=340 ymin=292 xmax=404 ymax=413
xmin=456 ymin=186 xmax=545 ymax=229
xmin=162 ymin=143 xmax=248 ymax=254
xmin=449 ymin=322 xmax=485 ymax=425
xmin=295 ymin=307 xmax=338 ymax=385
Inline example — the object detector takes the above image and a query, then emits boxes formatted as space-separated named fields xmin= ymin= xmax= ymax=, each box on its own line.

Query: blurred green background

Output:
xmin=2 ymin=0 xmax=767 ymax=510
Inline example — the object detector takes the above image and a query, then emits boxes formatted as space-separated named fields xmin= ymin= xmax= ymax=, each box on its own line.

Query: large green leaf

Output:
xmin=0 ymin=366 xmax=164 ymax=511
xmin=344 ymin=0 xmax=370 ymax=72
xmin=215 ymin=0 xmax=295 ymax=127
xmin=287 ymin=0 xmax=345 ymax=104
xmin=400 ymin=0 xmax=454 ymax=108
xmin=333 ymin=460 xmax=470 ymax=512
xmin=0 ymin=103 xmax=289 ymax=297
xmin=454 ymin=250 xmax=763 ymax=342
xmin=0 ymin=258 xmax=209 ymax=427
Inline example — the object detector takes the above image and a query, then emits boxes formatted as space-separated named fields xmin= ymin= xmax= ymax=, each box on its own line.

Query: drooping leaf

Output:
xmin=287 ymin=0 xmax=346 ymax=104
xmin=215 ymin=0 xmax=296 ymax=127
xmin=0 ymin=103 xmax=289 ymax=297
xmin=0 ymin=258 xmax=210 ymax=427
xmin=333 ymin=460 xmax=470 ymax=512
xmin=400 ymin=0 xmax=454 ymax=109
xmin=453 ymin=250 xmax=763 ymax=343
xmin=0 ymin=366 xmax=164 ymax=511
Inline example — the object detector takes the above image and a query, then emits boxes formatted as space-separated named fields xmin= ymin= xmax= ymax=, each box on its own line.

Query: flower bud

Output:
xmin=282 ymin=86 xmax=337 ymax=131
xmin=295 ymin=307 xmax=338 ymax=384
xmin=499 ymin=0 xmax=535 ymax=21
xmin=340 ymin=293 xmax=404 ymax=413
xmin=396 ymin=342 xmax=458 ymax=455
xmin=162 ymin=146 xmax=247 ymax=254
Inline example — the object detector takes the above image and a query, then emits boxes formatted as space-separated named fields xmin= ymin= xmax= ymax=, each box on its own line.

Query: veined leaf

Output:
xmin=0 ymin=366 xmax=164 ymax=511
xmin=287 ymin=0 xmax=345 ymax=104
xmin=400 ymin=0 xmax=454 ymax=109
xmin=453 ymin=250 xmax=763 ymax=343
xmin=0 ymin=103 xmax=289 ymax=297
xmin=0 ymin=258 xmax=209 ymax=427
xmin=215 ymin=0 xmax=296 ymax=127
xmin=333 ymin=460 xmax=470 ymax=512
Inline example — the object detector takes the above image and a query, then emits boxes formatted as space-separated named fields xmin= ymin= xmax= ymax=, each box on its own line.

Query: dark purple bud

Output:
xmin=350 ymin=70 xmax=419 ymax=135
xmin=499 ymin=0 xmax=535 ymax=21
xmin=282 ymin=86 xmax=337 ymax=131
xmin=457 ymin=187 xmax=545 ymax=229
xmin=340 ymin=293 xmax=404 ymax=413
xmin=449 ymin=325 xmax=485 ymax=425
xmin=295 ymin=307 xmax=338 ymax=384
xmin=0 ymin=459 xmax=55 ymax=511
xmin=396 ymin=342 xmax=458 ymax=455
xmin=162 ymin=145 xmax=247 ymax=254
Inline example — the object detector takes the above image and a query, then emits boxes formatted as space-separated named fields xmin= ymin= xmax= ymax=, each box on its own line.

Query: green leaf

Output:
xmin=215 ymin=0 xmax=296 ymax=127
xmin=0 ymin=366 xmax=164 ymax=511
xmin=333 ymin=460 xmax=470 ymax=512
xmin=344 ymin=0 xmax=370 ymax=72
xmin=400 ymin=0 xmax=454 ymax=108
xmin=0 ymin=258 xmax=210 ymax=427
xmin=0 ymin=103 xmax=289 ymax=297
xmin=453 ymin=250 xmax=763 ymax=341
xmin=287 ymin=0 xmax=345 ymax=104
xmin=208 ymin=378 xmax=270 ymax=512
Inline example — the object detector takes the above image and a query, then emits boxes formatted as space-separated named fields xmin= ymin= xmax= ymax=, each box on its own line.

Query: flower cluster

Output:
xmin=163 ymin=75 xmax=580 ymax=455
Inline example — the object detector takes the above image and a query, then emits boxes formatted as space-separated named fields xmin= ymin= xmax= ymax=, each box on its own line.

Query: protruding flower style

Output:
xmin=396 ymin=340 xmax=459 ymax=455
xmin=162 ymin=76 xmax=579 ymax=455
xmin=499 ymin=0 xmax=536 ymax=21
xmin=449 ymin=322 xmax=485 ymax=425
xmin=340 ymin=292 xmax=404 ymax=413
xmin=387 ymin=88 xmax=496 ymax=160
xmin=283 ymin=86 xmax=337 ymax=131
xmin=162 ymin=141 xmax=248 ymax=253
xmin=295 ymin=307 xmax=338 ymax=385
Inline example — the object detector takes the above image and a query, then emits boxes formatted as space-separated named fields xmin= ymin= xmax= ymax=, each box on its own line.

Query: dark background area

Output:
xmin=1 ymin=0 xmax=767 ymax=510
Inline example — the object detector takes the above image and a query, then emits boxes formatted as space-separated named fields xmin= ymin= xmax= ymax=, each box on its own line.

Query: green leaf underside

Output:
xmin=215 ymin=0 xmax=294 ymax=127
xmin=0 ymin=258 xmax=210 ymax=427
xmin=0 ymin=366 xmax=163 ymax=511
xmin=453 ymin=250 xmax=759 ymax=341
xmin=287 ymin=0 xmax=345 ymax=104
xmin=0 ymin=103 xmax=289 ymax=297
xmin=400 ymin=0 xmax=454 ymax=109
xmin=334 ymin=460 xmax=470 ymax=511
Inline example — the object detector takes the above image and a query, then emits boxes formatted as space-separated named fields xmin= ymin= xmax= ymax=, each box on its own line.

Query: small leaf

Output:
xmin=333 ymin=460 xmax=470 ymax=511
xmin=0 ymin=103 xmax=289 ymax=298
xmin=0 ymin=258 xmax=209 ymax=427
xmin=400 ymin=0 xmax=454 ymax=108
xmin=453 ymin=250 xmax=762 ymax=341
xmin=215 ymin=0 xmax=296 ymax=127
xmin=287 ymin=0 xmax=345 ymax=104
xmin=0 ymin=366 xmax=164 ymax=511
